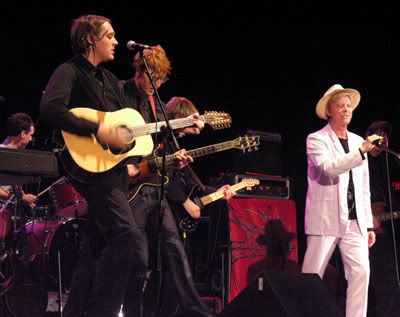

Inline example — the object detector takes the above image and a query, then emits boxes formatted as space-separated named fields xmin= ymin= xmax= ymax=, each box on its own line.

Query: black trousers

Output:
xmin=127 ymin=185 xmax=210 ymax=317
xmin=64 ymin=167 xmax=142 ymax=317
xmin=368 ymin=228 xmax=400 ymax=317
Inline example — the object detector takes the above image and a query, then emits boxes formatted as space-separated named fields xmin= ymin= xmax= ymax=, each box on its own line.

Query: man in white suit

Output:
xmin=302 ymin=84 xmax=382 ymax=317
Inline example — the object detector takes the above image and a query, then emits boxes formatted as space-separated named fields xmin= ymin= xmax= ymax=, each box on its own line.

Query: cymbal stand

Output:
xmin=0 ymin=194 xmax=15 ymax=253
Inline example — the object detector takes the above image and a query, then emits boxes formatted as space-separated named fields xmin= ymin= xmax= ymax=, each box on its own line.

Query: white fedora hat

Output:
xmin=316 ymin=84 xmax=361 ymax=120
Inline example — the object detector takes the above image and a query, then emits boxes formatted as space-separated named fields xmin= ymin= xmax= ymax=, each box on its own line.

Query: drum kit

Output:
xmin=0 ymin=176 xmax=88 ymax=295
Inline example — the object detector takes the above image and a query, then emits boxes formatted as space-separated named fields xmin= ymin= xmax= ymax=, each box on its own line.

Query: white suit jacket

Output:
xmin=305 ymin=123 xmax=373 ymax=239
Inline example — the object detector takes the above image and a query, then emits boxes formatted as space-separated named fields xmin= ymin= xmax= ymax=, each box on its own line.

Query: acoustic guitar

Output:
xmin=127 ymin=135 xmax=260 ymax=202
xmin=60 ymin=107 xmax=231 ymax=182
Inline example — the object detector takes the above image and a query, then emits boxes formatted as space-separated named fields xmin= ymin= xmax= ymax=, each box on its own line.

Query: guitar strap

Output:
xmin=148 ymin=95 xmax=158 ymax=121
xmin=182 ymin=165 xmax=205 ymax=192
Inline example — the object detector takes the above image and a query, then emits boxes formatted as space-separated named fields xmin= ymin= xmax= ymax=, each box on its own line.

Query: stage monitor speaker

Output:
xmin=219 ymin=271 xmax=342 ymax=317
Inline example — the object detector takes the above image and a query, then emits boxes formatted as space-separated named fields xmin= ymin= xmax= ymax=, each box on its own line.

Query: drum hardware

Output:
xmin=0 ymin=177 xmax=86 ymax=315
xmin=49 ymin=177 xmax=88 ymax=219
xmin=56 ymin=250 xmax=63 ymax=314
xmin=0 ymin=195 xmax=17 ymax=239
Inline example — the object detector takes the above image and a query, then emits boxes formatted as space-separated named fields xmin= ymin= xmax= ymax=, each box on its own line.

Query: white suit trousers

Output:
xmin=302 ymin=220 xmax=370 ymax=317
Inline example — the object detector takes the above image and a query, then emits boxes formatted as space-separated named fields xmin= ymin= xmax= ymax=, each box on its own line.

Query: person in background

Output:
xmin=301 ymin=84 xmax=380 ymax=317
xmin=160 ymin=96 xmax=235 ymax=315
xmin=165 ymin=96 xmax=234 ymax=221
xmin=121 ymin=45 xmax=226 ymax=316
xmin=0 ymin=112 xmax=37 ymax=206
xmin=364 ymin=120 xmax=400 ymax=317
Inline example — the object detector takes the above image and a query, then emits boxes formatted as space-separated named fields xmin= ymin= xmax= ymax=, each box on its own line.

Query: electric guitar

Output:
xmin=59 ymin=107 xmax=231 ymax=182
xmin=375 ymin=211 xmax=400 ymax=222
xmin=178 ymin=178 xmax=260 ymax=232
xmin=371 ymin=201 xmax=400 ymax=233
xmin=127 ymin=135 xmax=260 ymax=202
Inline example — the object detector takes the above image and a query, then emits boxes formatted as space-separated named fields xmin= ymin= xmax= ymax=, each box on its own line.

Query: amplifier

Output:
xmin=233 ymin=174 xmax=291 ymax=199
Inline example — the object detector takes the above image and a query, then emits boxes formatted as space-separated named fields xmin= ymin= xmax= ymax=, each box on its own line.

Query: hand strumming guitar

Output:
xmin=183 ymin=198 xmax=201 ymax=219
xmin=96 ymin=122 xmax=130 ymax=151
xmin=127 ymin=164 xmax=140 ymax=179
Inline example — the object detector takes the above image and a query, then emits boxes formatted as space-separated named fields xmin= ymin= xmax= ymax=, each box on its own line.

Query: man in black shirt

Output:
xmin=121 ymin=46 xmax=214 ymax=317
xmin=40 ymin=15 xmax=191 ymax=317
xmin=365 ymin=120 xmax=400 ymax=317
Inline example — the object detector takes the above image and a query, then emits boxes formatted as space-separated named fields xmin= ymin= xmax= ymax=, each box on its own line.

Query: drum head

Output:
xmin=49 ymin=218 xmax=88 ymax=291
xmin=28 ymin=218 xmax=88 ymax=292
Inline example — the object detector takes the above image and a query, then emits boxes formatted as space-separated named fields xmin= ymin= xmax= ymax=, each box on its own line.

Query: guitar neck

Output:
xmin=132 ymin=116 xmax=205 ymax=137
xmin=199 ymin=181 xmax=250 ymax=206
xmin=376 ymin=211 xmax=400 ymax=222
xmin=165 ymin=140 xmax=235 ymax=165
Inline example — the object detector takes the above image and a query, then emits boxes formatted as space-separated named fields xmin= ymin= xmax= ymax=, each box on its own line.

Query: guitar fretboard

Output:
xmin=376 ymin=211 xmax=400 ymax=222
xmin=200 ymin=181 xmax=257 ymax=206
xmin=132 ymin=116 xmax=205 ymax=137
xmin=158 ymin=140 xmax=235 ymax=166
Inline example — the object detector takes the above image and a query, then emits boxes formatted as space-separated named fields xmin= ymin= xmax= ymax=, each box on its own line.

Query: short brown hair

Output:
xmin=70 ymin=15 xmax=111 ymax=54
xmin=6 ymin=112 xmax=34 ymax=136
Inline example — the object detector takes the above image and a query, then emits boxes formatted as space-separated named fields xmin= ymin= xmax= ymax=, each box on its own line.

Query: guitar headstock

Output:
xmin=232 ymin=135 xmax=260 ymax=153
xmin=241 ymin=178 xmax=260 ymax=189
xmin=203 ymin=111 xmax=232 ymax=130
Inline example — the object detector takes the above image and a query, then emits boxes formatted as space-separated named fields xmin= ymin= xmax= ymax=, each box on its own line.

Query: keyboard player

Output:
xmin=0 ymin=112 xmax=37 ymax=207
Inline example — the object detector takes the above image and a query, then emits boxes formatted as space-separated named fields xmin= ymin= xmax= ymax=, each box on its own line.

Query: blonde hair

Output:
xmin=166 ymin=97 xmax=198 ymax=119
xmin=326 ymin=92 xmax=352 ymax=116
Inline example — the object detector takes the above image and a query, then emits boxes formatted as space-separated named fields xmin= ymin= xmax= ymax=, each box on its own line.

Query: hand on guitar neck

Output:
xmin=190 ymin=112 xmax=205 ymax=132
xmin=183 ymin=184 xmax=236 ymax=219
xmin=127 ymin=149 xmax=193 ymax=190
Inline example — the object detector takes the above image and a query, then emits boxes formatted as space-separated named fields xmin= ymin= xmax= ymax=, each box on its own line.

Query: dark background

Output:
xmin=2 ymin=3 xmax=400 ymax=263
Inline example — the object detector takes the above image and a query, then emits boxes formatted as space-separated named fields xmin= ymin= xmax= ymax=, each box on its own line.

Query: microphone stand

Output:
xmin=139 ymin=50 xmax=182 ymax=316
xmin=381 ymin=146 xmax=400 ymax=289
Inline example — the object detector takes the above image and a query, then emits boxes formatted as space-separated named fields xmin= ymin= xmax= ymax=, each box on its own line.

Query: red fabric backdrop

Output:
xmin=228 ymin=198 xmax=298 ymax=301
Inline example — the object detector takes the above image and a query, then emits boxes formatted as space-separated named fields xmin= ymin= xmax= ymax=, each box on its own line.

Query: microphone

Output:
xmin=126 ymin=40 xmax=152 ymax=51
xmin=372 ymin=138 xmax=386 ymax=149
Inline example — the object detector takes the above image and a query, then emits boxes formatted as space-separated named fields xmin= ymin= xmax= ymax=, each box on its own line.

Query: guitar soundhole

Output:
xmin=109 ymin=140 xmax=136 ymax=155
